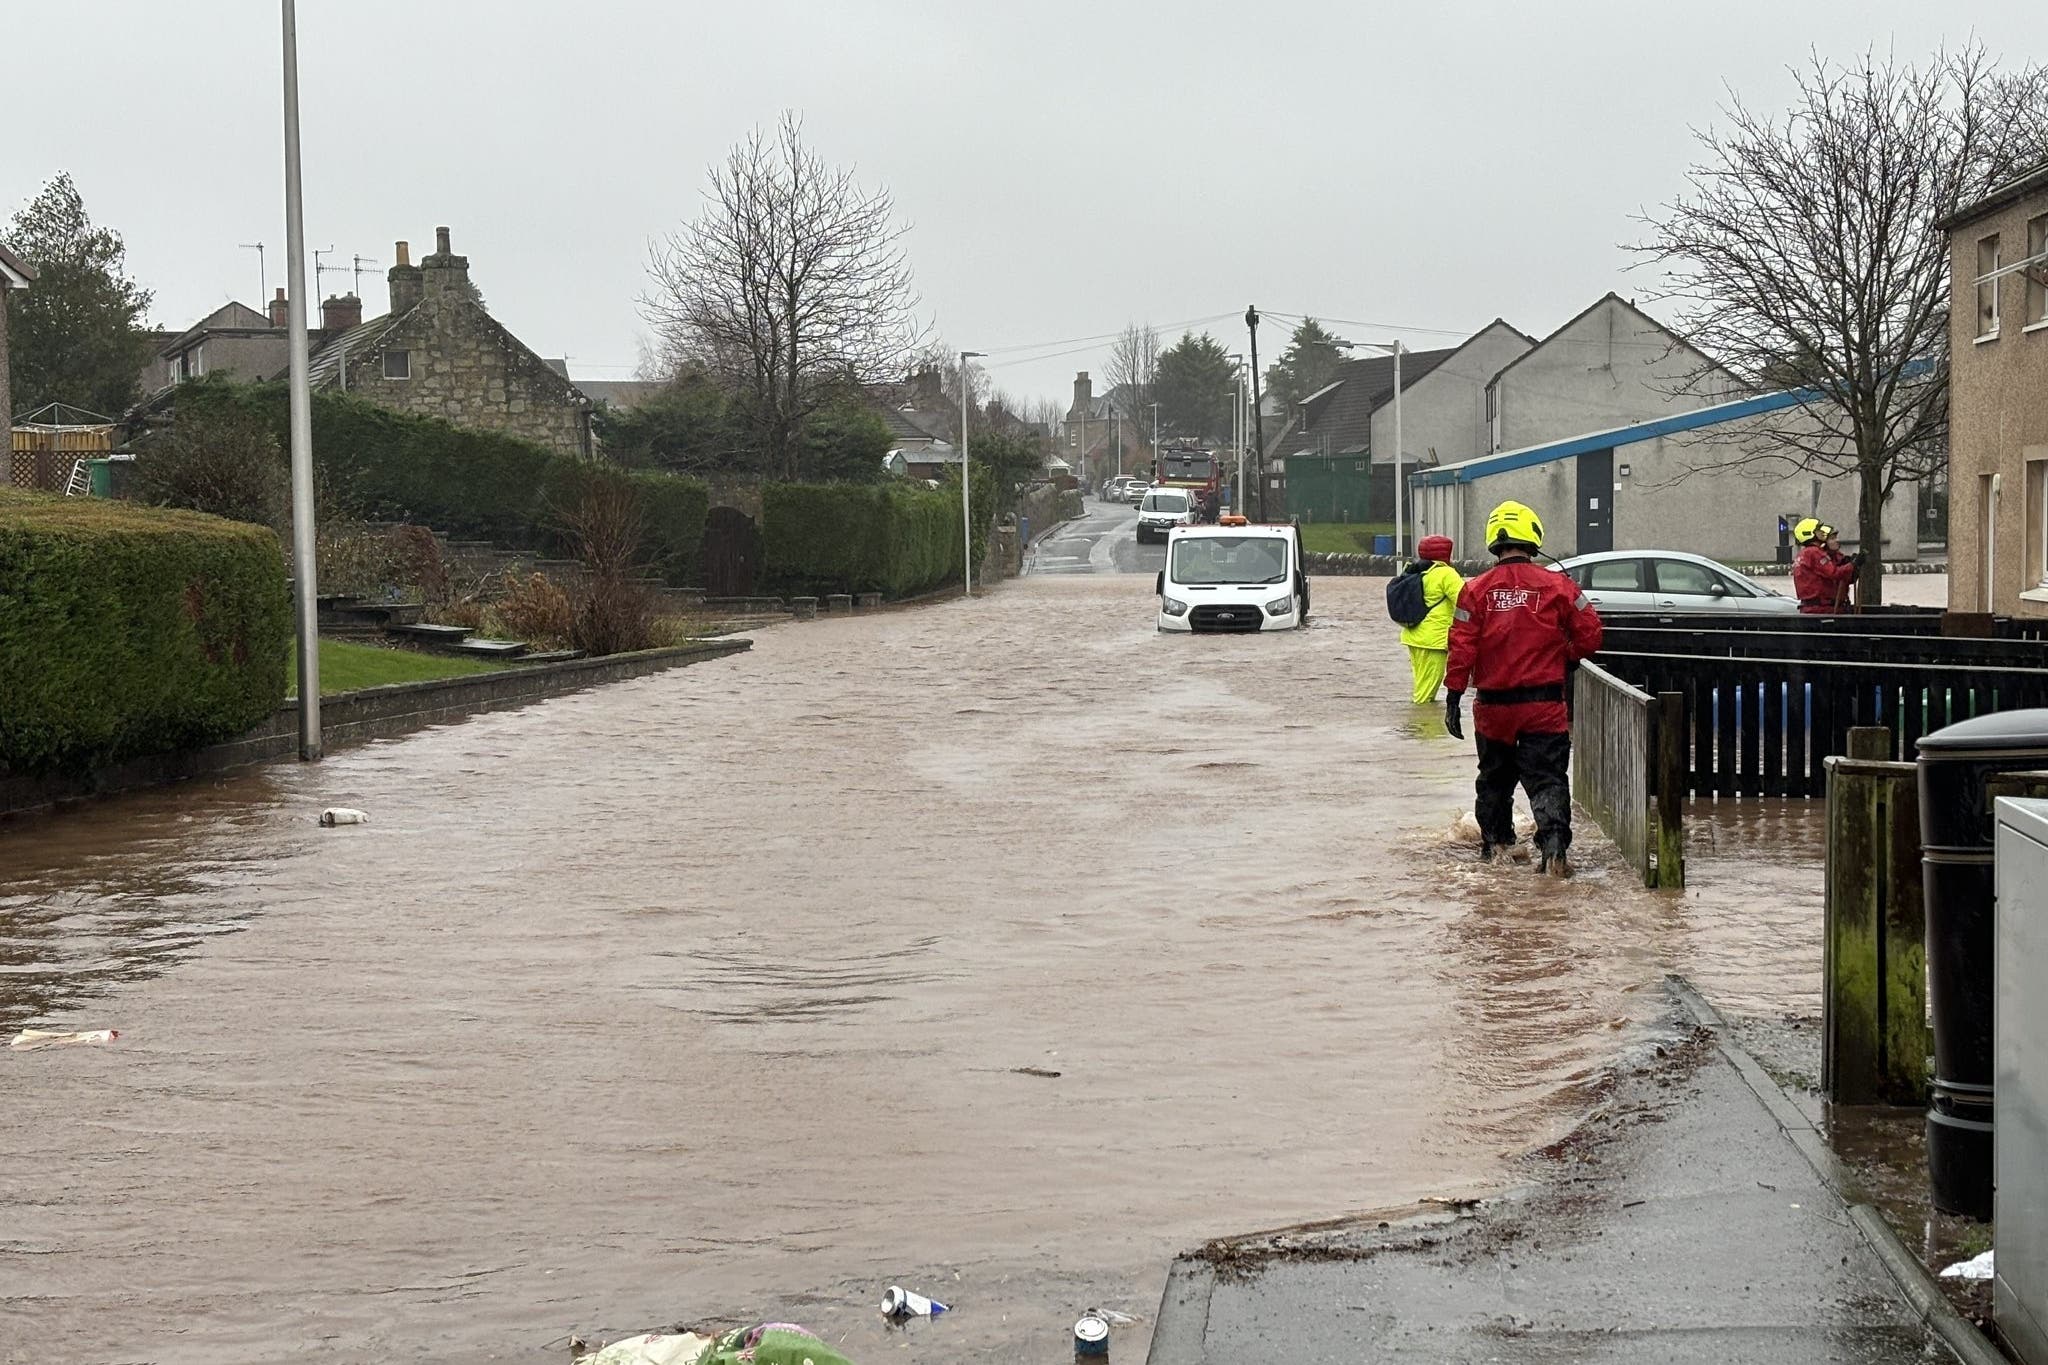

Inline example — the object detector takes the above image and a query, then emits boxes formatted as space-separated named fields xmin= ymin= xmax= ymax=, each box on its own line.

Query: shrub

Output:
xmin=0 ymin=489 xmax=289 ymax=773
xmin=761 ymin=466 xmax=993 ymax=597
xmin=130 ymin=402 xmax=290 ymax=532
xmin=167 ymin=378 xmax=710 ymax=586
xmin=559 ymin=475 xmax=660 ymax=656
xmin=495 ymin=573 xmax=575 ymax=644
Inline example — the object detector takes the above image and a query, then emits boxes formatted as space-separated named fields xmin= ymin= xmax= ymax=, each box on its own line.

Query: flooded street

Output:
xmin=0 ymin=511 xmax=1932 ymax=1364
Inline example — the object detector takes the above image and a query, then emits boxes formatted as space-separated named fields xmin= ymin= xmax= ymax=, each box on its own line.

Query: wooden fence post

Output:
xmin=1654 ymin=692 xmax=1685 ymax=889
xmin=1825 ymin=728 xmax=1924 ymax=1105
xmin=1824 ymin=754 xmax=1883 ymax=1103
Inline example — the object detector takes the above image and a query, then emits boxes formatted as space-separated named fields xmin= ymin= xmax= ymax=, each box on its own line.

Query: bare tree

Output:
xmin=643 ymin=113 xmax=922 ymax=480
xmin=1640 ymin=47 xmax=2048 ymax=602
xmin=1102 ymin=322 xmax=1159 ymax=426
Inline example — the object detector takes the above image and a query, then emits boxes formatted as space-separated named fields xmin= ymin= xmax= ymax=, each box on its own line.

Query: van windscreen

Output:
xmin=1170 ymin=536 xmax=1289 ymax=586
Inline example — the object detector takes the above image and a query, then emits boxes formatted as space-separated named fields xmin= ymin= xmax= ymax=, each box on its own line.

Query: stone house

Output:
xmin=1061 ymin=372 xmax=1148 ymax=484
xmin=1939 ymin=160 xmax=2048 ymax=616
xmin=0 ymin=243 xmax=34 ymax=455
xmin=300 ymin=228 xmax=594 ymax=459
xmin=140 ymin=292 xmax=370 ymax=394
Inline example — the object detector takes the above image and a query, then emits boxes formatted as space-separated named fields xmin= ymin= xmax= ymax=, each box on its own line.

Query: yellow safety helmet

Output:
xmin=1485 ymin=500 xmax=1545 ymax=553
xmin=1793 ymin=517 xmax=1824 ymax=546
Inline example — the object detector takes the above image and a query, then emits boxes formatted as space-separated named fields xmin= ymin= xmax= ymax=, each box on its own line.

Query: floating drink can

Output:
xmin=881 ymin=1286 xmax=947 ymax=1318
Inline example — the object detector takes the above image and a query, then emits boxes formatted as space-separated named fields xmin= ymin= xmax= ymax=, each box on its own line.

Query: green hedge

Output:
xmin=762 ymin=470 xmax=993 ymax=597
xmin=0 ymin=489 xmax=290 ymax=773
xmin=169 ymin=379 xmax=709 ymax=585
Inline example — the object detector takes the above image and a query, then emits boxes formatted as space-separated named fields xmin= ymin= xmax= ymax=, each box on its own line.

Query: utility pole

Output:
xmin=1150 ymin=402 xmax=1160 ymax=481
xmin=960 ymin=350 xmax=984 ymax=597
xmin=240 ymin=242 xmax=267 ymax=307
xmin=1246 ymin=306 xmax=1266 ymax=521
xmin=280 ymin=0 xmax=321 ymax=758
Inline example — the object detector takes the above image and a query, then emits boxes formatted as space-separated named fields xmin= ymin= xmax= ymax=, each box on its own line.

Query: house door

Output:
xmin=1577 ymin=448 xmax=1615 ymax=554
xmin=700 ymin=506 xmax=762 ymax=597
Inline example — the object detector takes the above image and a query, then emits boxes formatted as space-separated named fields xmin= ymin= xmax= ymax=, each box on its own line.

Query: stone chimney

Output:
xmin=420 ymin=225 xmax=470 ymax=298
xmin=1072 ymin=371 xmax=1093 ymax=416
xmin=268 ymin=287 xmax=290 ymax=328
xmin=321 ymin=294 xmax=363 ymax=332
xmin=387 ymin=240 xmax=422 ymax=313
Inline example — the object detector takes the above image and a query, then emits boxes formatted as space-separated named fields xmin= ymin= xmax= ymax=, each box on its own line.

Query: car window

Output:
xmin=1652 ymin=559 xmax=1721 ymax=595
xmin=1583 ymin=559 xmax=1644 ymax=591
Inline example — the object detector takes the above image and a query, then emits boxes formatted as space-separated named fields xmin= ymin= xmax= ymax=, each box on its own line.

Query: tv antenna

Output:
xmin=350 ymin=254 xmax=379 ymax=298
xmin=312 ymin=246 xmax=343 ymax=298
xmin=239 ymin=242 xmax=266 ymax=305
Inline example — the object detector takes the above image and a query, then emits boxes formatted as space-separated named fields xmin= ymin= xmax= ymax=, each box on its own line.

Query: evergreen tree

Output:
xmin=6 ymin=173 xmax=155 ymax=417
xmin=1264 ymin=317 xmax=1348 ymax=418
xmin=1155 ymin=332 xmax=1235 ymax=439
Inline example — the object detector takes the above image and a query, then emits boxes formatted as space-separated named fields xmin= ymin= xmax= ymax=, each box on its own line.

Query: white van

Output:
xmin=1135 ymin=488 xmax=1195 ymax=543
xmin=1155 ymin=520 xmax=1309 ymax=632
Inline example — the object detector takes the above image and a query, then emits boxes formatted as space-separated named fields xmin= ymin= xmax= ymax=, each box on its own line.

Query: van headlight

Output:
xmin=1162 ymin=597 xmax=1190 ymax=617
xmin=1265 ymin=596 xmax=1295 ymax=616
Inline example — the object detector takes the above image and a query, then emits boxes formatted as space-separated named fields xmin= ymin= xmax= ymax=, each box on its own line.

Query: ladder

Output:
xmin=62 ymin=458 xmax=91 ymax=497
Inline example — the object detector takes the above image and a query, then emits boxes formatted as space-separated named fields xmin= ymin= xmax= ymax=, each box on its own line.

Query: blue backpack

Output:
xmin=1386 ymin=564 xmax=1429 ymax=626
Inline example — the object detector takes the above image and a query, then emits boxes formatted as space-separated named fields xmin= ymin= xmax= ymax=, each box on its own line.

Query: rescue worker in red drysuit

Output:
xmin=1444 ymin=500 xmax=1604 ymax=877
xmin=1790 ymin=517 xmax=1860 ymax=614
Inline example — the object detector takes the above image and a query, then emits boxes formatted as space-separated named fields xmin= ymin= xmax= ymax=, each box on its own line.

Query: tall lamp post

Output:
xmin=1228 ymin=353 xmax=1246 ymax=512
xmin=959 ymin=350 xmax=983 ymax=597
xmin=1149 ymin=402 xmax=1161 ymax=481
xmin=1245 ymin=306 xmax=1266 ymax=521
xmin=280 ymin=0 xmax=321 ymax=758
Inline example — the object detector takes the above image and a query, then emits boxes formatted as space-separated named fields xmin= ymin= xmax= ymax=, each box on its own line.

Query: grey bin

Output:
xmin=1917 ymin=709 xmax=2048 ymax=1220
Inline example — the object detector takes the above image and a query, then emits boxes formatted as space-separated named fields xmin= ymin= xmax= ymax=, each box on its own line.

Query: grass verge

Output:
xmin=1298 ymin=522 xmax=1395 ymax=555
xmin=291 ymin=639 xmax=506 ymax=697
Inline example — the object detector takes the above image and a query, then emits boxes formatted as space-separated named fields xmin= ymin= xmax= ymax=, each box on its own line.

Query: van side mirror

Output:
xmin=1155 ymin=571 xmax=1164 ymax=596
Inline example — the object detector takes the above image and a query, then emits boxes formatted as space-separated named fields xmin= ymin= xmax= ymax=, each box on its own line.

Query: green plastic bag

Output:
xmin=696 ymin=1323 xmax=857 ymax=1365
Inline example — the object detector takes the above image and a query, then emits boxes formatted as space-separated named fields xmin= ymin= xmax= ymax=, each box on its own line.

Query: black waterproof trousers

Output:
xmin=1475 ymin=731 xmax=1573 ymax=856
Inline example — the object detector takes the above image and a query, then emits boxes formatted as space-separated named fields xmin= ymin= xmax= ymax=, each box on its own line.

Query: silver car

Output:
xmin=1554 ymin=550 xmax=1799 ymax=615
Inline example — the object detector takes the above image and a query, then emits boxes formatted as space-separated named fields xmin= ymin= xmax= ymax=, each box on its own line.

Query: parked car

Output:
xmin=1553 ymin=550 xmax=1799 ymax=615
xmin=1135 ymin=488 xmax=1195 ymax=543
xmin=1110 ymin=476 xmax=1147 ymax=503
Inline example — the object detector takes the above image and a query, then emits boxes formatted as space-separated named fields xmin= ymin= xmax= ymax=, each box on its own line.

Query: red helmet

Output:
xmin=1417 ymin=535 xmax=1454 ymax=562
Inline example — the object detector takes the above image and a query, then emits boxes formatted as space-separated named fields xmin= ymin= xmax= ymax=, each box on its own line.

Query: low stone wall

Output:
xmin=0 ymin=639 xmax=751 ymax=821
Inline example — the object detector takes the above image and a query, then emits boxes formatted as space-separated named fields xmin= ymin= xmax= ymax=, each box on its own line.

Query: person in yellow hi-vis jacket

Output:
xmin=1398 ymin=535 xmax=1463 ymax=704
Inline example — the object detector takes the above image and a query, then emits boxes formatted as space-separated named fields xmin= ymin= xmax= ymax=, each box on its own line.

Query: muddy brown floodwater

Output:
xmin=0 ymin=572 xmax=1892 ymax=1364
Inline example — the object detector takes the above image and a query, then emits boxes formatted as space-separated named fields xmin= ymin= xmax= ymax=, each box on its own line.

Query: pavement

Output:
xmin=1147 ymin=982 xmax=1972 ymax=1365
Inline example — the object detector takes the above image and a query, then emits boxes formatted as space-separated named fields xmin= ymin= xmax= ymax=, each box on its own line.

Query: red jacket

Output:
xmin=1446 ymin=558 xmax=1605 ymax=739
xmin=1792 ymin=544 xmax=1856 ymax=614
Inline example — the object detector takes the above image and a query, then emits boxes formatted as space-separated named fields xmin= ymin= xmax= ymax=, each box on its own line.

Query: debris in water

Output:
xmin=575 ymin=1332 xmax=712 ymax=1365
xmin=1011 ymin=1066 xmax=1061 ymax=1078
xmin=1099 ymin=1309 xmax=1136 ymax=1326
xmin=700 ymin=1322 xmax=858 ymax=1365
xmin=1941 ymin=1249 xmax=1994 ymax=1281
xmin=1073 ymin=1310 xmax=1110 ymax=1357
xmin=881 ymin=1285 xmax=948 ymax=1318
xmin=320 ymin=808 xmax=369 ymax=827
xmin=8 ymin=1028 xmax=119 ymax=1052
xmin=1421 ymin=1196 xmax=1481 ymax=1211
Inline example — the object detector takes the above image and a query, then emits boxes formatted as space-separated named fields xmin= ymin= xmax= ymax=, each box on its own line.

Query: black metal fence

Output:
xmin=1594 ymin=636 xmax=2048 ymax=798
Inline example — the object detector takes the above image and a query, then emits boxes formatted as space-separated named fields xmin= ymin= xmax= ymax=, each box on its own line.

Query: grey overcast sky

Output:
xmin=5 ymin=2 xmax=2036 ymax=407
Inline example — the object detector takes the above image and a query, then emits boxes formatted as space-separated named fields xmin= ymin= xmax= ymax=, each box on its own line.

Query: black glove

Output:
xmin=1444 ymin=690 xmax=1465 ymax=740
xmin=1851 ymin=552 xmax=1867 ymax=568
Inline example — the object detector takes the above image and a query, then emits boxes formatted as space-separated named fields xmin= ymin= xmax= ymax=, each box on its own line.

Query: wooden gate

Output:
xmin=700 ymin=505 xmax=761 ymax=597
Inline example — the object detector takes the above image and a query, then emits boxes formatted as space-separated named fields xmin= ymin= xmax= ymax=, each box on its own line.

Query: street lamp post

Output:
xmin=280 ymin=0 xmax=321 ymax=759
xmin=1338 ymin=334 xmax=1407 ymax=555
xmin=1149 ymin=402 xmax=1161 ymax=481
xmin=960 ymin=350 xmax=983 ymax=598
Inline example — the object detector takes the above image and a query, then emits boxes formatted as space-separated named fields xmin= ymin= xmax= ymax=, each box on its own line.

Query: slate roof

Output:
xmin=0 ymin=244 xmax=34 ymax=288
xmin=303 ymin=306 xmax=417 ymax=387
xmin=1936 ymin=157 xmax=2048 ymax=231
xmin=1276 ymin=347 xmax=1459 ymax=458
xmin=158 ymin=301 xmax=275 ymax=356
xmin=878 ymin=405 xmax=949 ymax=442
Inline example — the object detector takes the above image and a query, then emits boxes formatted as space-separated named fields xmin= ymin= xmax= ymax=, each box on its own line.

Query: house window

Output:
xmin=1977 ymin=234 xmax=2001 ymax=339
xmin=2031 ymin=453 xmax=2048 ymax=592
xmin=189 ymin=343 xmax=205 ymax=377
xmin=2029 ymin=213 xmax=2047 ymax=328
xmin=383 ymin=349 xmax=411 ymax=380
